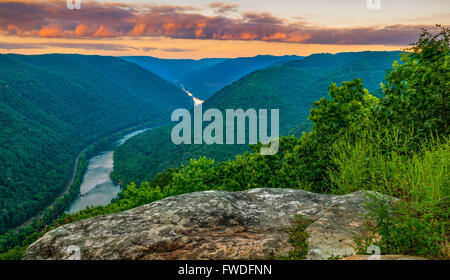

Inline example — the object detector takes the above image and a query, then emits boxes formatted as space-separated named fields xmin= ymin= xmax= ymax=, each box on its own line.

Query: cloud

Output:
xmin=0 ymin=0 xmax=442 ymax=45
xmin=141 ymin=47 xmax=158 ymax=52
xmin=0 ymin=41 xmax=138 ymax=51
xmin=242 ymin=12 xmax=283 ymax=25
xmin=208 ymin=2 xmax=239 ymax=14
xmin=45 ymin=42 xmax=138 ymax=51
xmin=0 ymin=42 xmax=44 ymax=49
xmin=161 ymin=47 xmax=193 ymax=53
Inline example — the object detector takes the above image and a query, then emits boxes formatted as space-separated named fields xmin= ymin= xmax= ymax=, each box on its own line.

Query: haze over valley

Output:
xmin=0 ymin=0 xmax=448 ymax=262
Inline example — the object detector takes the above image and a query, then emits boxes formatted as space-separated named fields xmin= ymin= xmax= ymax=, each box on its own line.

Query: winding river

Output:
xmin=181 ymin=84 xmax=204 ymax=106
xmin=66 ymin=129 xmax=149 ymax=213
xmin=67 ymin=88 xmax=203 ymax=214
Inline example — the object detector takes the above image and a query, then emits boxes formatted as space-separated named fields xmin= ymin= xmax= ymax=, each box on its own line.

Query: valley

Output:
xmin=0 ymin=54 xmax=193 ymax=237
xmin=1 ymin=52 xmax=300 ymax=253
xmin=0 ymin=36 xmax=448 ymax=261
xmin=180 ymin=85 xmax=204 ymax=106
xmin=121 ymin=55 xmax=303 ymax=100
xmin=112 ymin=51 xmax=401 ymax=187
xmin=0 ymin=0 xmax=448 ymax=265
xmin=67 ymin=128 xmax=151 ymax=213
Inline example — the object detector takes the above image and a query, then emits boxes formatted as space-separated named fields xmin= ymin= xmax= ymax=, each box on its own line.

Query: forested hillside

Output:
xmin=120 ymin=56 xmax=226 ymax=84
xmin=179 ymin=55 xmax=303 ymax=99
xmin=121 ymin=55 xmax=303 ymax=100
xmin=7 ymin=27 xmax=446 ymax=261
xmin=111 ymin=51 xmax=401 ymax=186
xmin=0 ymin=54 xmax=192 ymax=234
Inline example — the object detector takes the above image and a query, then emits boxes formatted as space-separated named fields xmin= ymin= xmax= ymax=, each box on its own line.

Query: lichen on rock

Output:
xmin=22 ymin=188 xmax=387 ymax=260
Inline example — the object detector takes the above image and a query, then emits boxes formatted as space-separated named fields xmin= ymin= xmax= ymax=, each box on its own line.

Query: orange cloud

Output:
xmin=239 ymin=32 xmax=258 ymax=40
xmin=194 ymin=23 xmax=206 ymax=38
xmin=38 ymin=26 xmax=63 ymax=38
xmin=129 ymin=23 xmax=146 ymax=36
xmin=0 ymin=0 xmax=442 ymax=46
xmin=262 ymin=32 xmax=287 ymax=41
xmin=286 ymin=33 xmax=312 ymax=43
xmin=74 ymin=24 xmax=89 ymax=37
xmin=93 ymin=24 xmax=116 ymax=37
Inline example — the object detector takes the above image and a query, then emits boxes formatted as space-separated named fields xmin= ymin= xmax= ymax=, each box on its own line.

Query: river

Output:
xmin=181 ymin=84 xmax=204 ymax=106
xmin=66 ymin=129 xmax=150 ymax=213
xmin=67 ymin=88 xmax=202 ymax=213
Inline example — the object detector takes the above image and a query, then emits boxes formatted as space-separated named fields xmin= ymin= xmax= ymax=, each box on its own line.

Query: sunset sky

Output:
xmin=0 ymin=0 xmax=449 ymax=58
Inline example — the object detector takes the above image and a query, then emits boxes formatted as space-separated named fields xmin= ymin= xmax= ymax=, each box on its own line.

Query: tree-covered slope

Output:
xmin=120 ymin=56 xmax=226 ymax=84
xmin=112 ymin=51 xmax=401 ymax=186
xmin=179 ymin=55 xmax=304 ymax=100
xmin=0 ymin=54 xmax=192 ymax=234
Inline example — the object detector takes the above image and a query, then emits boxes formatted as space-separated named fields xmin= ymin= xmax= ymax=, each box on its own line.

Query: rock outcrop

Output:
xmin=23 ymin=188 xmax=386 ymax=260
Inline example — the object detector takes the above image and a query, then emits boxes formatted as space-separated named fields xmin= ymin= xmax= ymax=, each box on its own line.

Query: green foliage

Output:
xmin=282 ymin=215 xmax=312 ymax=260
xmin=309 ymin=79 xmax=378 ymax=137
xmin=0 ymin=124 xmax=157 ymax=255
xmin=3 ymin=28 xmax=448 ymax=260
xmin=326 ymin=28 xmax=449 ymax=259
xmin=380 ymin=26 xmax=449 ymax=136
xmin=329 ymin=127 xmax=418 ymax=195
xmin=291 ymin=79 xmax=380 ymax=192
xmin=170 ymin=158 xmax=216 ymax=195
xmin=211 ymin=137 xmax=307 ymax=191
xmin=122 ymin=55 xmax=303 ymax=100
xmin=330 ymin=131 xmax=449 ymax=259
xmin=0 ymin=54 xmax=191 ymax=241
xmin=179 ymin=55 xmax=303 ymax=99
xmin=110 ymin=28 xmax=448 ymax=259
xmin=120 ymin=56 xmax=226 ymax=85
xmin=113 ymin=52 xmax=400 ymax=188
xmin=0 ymin=246 xmax=26 ymax=260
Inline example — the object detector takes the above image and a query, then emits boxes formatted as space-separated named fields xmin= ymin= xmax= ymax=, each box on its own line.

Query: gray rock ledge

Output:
xmin=23 ymin=188 xmax=387 ymax=260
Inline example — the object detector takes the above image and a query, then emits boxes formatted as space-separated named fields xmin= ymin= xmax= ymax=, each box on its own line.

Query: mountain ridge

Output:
xmin=111 ymin=51 xmax=401 ymax=186
xmin=121 ymin=55 xmax=304 ymax=100
xmin=0 ymin=53 xmax=193 ymax=234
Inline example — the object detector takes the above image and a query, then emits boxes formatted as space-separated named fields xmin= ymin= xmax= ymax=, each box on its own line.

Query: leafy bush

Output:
xmin=0 ymin=246 xmax=26 ymax=260
xmin=3 ymin=27 xmax=448 ymax=260
xmin=112 ymin=52 xmax=401 ymax=187
xmin=272 ymin=215 xmax=312 ymax=260
xmin=330 ymin=130 xmax=449 ymax=259
xmin=380 ymin=25 xmax=449 ymax=136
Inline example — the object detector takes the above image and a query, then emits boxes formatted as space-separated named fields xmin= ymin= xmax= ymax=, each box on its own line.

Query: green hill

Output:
xmin=179 ymin=55 xmax=303 ymax=100
xmin=121 ymin=55 xmax=303 ymax=101
xmin=111 ymin=51 xmax=401 ymax=186
xmin=0 ymin=54 xmax=192 ymax=234
xmin=120 ymin=56 xmax=226 ymax=85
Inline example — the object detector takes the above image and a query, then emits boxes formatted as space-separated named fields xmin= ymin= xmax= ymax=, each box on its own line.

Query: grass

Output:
xmin=0 ymin=246 xmax=26 ymax=260
xmin=273 ymin=215 xmax=312 ymax=260
xmin=329 ymin=128 xmax=449 ymax=259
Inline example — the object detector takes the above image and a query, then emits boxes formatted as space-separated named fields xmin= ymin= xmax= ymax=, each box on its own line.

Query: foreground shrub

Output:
xmin=330 ymin=131 xmax=449 ymax=259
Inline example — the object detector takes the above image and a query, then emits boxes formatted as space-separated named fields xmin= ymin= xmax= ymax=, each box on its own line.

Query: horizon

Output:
xmin=0 ymin=0 xmax=448 ymax=58
xmin=0 ymin=49 xmax=403 ymax=60
xmin=0 ymin=1 xmax=448 ymax=263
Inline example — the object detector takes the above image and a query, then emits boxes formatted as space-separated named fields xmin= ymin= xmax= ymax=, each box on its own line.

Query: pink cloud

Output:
xmin=0 ymin=0 xmax=442 ymax=45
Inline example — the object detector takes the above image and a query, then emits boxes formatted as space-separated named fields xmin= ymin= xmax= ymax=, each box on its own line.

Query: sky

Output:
xmin=0 ymin=0 xmax=448 ymax=58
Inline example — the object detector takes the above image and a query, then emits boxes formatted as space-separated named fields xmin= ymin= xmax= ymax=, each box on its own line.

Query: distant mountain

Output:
xmin=0 ymin=54 xmax=192 ymax=234
xmin=112 ymin=51 xmax=401 ymax=186
xmin=120 ymin=56 xmax=227 ymax=85
xmin=179 ymin=55 xmax=304 ymax=100
xmin=121 ymin=55 xmax=304 ymax=101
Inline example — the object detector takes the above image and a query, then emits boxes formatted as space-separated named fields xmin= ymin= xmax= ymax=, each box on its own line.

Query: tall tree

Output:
xmin=381 ymin=26 xmax=449 ymax=136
